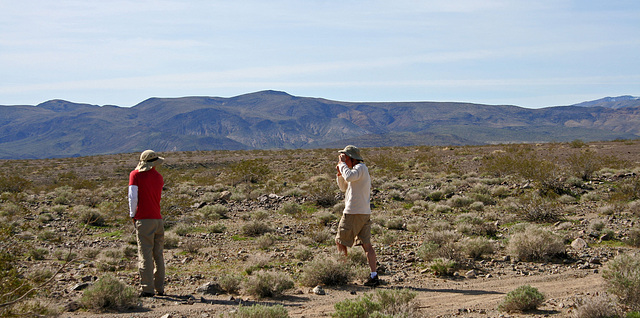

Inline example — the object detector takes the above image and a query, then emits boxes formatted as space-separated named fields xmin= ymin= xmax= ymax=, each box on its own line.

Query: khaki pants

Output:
xmin=135 ymin=219 xmax=165 ymax=294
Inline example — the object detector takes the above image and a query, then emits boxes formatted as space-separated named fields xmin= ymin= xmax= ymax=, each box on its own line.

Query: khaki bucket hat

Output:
xmin=135 ymin=150 xmax=165 ymax=172
xmin=338 ymin=145 xmax=364 ymax=161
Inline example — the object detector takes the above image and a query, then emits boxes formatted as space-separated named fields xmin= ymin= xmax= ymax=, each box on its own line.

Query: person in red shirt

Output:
xmin=128 ymin=150 xmax=165 ymax=297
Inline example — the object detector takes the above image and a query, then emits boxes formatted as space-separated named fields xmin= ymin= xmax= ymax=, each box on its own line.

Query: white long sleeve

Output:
xmin=128 ymin=185 xmax=138 ymax=218
xmin=336 ymin=162 xmax=371 ymax=215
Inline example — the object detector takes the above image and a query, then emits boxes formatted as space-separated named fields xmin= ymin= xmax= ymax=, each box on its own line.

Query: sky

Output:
xmin=1 ymin=0 xmax=639 ymax=109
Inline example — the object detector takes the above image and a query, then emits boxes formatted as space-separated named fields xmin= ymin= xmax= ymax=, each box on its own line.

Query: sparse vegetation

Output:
xmin=1 ymin=141 xmax=639 ymax=316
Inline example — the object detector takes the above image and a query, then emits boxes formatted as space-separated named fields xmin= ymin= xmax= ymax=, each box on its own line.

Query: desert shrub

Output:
xmin=567 ymin=150 xmax=621 ymax=181
xmin=482 ymin=148 xmax=559 ymax=185
xmin=591 ymin=220 xmax=606 ymax=232
xmin=0 ymin=173 xmax=31 ymax=193
xmin=603 ymin=253 xmax=640 ymax=310
xmin=558 ymin=194 xmax=577 ymax=204
xmin=257 ymin=234 xmax=276 ymax=250
xmin=300 ymin=257 xmax=354 ymax=287
xmin=218 ymin=274 xmax=243 ymax=295
xmin=208 ymin=223 xmax=227 ymax=233
xmin=80 ymin=274 xmax=138 ymax=312
xmin=611 ymin=176 xmax=640 ymax=202
xmin=433 ymin=204 xmax=452 ymax=213
xmin=570 ymin=139 xmax=586 ymax=148
xmin=295 ymin=248 xmax=314 ymax=261
xmin=573 ymin=294 xmax=622 ymax=318
xmin=627 ymin=229 xmax=640 ymax=247
xmin=251 ymin=209 xmax=270 ymax=221
xmin=307 ymin=227 xmax=332 ymax=245
xmin=82 ymin=248 xmax=101 ymax=260
xmin=346 ymin=248 xmax=368 ymax=266
xmin=199 ymin=204 xmax=228 ymax=220
xmin=462 ymin=237 xmax=494 ymax=259
xmin=164 ymin=233 xmax=180 ymax=249
xmin=315 ymin=211 xmax=337 ymax=225
xmin=498 ymin=285 xmax=545 ymax=313
xmin=429 ymin=258 xmax=457 ymax=276
xmin=230 ymin=159 xmax=271 ymax=184
xmin=517 ymin=196 xmax=561 ymax=223
xmin=598 ymin=205 xmax=618 ymax=216
xmin=428 ymin=190 xmax=445 ymax=201
xmin=279 ymin=202 xmax=301 ymax=216
xmin=507 ymin=225 xmax=565 ymax=262
xmin=469 ymin=201 xmax=485 ymax=211
xmin=242 ymin=270 xmax=294 ymax=298
xmin=75 ymin=205 xmax=105 ymax=226
xmin=242 ymin=221 xmax=272 ymax=237
xmin=418 ymin=230 xmax=462 ymax=262
xmin=385 ymin=218 xmax=404 ymax=230
xmin=447 ymin=195 xmax=474 ymax=208
xmin=27 ymin=248 xmax=49 ymax=261
xmin=53 ymin=249 xmax=77 ymax=261
xmin=491 ymin=185 xmax=510 ymax=197
xmin=181 ymin=239 xmax=202 ymax=254
xmin=226 ymin=304 xmax=289 ymax=318
xmin=332 ymin=202 xmax=345 ymax=214
xmin=304 ymin=175 xmax=338 ymax=207
xmin=172 ymin=223 xmax=195 ymax=236
xmin=332 ymin=288 xmax=417 ymax=318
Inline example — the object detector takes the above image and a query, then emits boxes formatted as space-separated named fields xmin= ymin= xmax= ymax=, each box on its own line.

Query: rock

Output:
xmin=312 ymin=285 xmax=326 ymax=295
xmin=220 ymin=191 xmax=232 ymax=201
xmin=160 ymin=314 xmax=173 ymax=318
xmin=71 ymin=282 xmax=91 ymax=291
xmin=196 ymin=282 xmax=223 ymax=295
xmin=465 ymin=270 xmax=476 ymax=279
xmin=571 ymin=238 xmax=588 ymax=250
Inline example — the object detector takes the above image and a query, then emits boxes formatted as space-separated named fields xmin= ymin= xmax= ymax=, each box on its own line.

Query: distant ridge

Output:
xmin=0 ymin=91 xmax=639 ymax=159
xmin=572 ymin=95 xmax=640 ymax=109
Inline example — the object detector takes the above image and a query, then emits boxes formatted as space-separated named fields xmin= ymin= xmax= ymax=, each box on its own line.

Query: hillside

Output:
xmin=0 ymin=91 xmax=639 ymax=159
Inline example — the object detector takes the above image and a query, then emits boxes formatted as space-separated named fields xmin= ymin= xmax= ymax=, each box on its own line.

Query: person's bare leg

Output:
xmin=336 ymin=241 xmax=348 ymax=257
xmin=362 ymin=243 xmax=377 ymax=273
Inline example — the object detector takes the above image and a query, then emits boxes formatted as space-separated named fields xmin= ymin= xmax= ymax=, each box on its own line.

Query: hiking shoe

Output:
xmin=139 ymin=291 xmax=155 ymax=297
xmin=364 ymin=275 xmax=380 ymax=287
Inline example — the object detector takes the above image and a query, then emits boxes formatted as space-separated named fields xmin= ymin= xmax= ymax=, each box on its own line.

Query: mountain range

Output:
xmin=1 ymin=91 xmax=640 ymax=159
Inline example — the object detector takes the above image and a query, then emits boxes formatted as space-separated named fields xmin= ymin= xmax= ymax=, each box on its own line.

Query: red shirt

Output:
xmin=129 ymin=168 xmax=164 ymax=219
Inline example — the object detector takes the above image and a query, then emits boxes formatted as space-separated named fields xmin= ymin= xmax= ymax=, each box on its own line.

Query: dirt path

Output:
xmin=61 ymin=268 xmax=604 ymax=318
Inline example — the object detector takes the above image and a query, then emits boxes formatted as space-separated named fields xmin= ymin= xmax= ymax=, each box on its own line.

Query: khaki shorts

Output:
xmin=335 ymin=214 xmax=372 ymax=247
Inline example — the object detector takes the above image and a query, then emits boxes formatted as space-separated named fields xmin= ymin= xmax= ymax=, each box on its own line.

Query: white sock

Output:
xmin=371 ymin=272 xmax=377 ymax=279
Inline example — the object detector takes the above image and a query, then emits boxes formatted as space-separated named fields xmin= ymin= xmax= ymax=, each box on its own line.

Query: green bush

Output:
xmin=498 ymin=285 xmax=545 ymax=312
xmin=429 ymin=258 xmax=457 ymax=277
xmin=603 ymin=253 xmax=640 ymax=310
xmin=332 ymin=289 xmax=417 ymax=318
xmin=80 ymin=274 xmax=138 ymax=312
xmin=226 ymin=304 xmax=289 ymax=318
xmin=242 ymin=270 xmax=294 ymax=298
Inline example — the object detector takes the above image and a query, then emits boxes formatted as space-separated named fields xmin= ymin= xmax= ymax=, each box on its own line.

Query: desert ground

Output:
xmin=2 ymin=140 xmax=640 ymax=317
